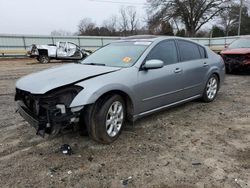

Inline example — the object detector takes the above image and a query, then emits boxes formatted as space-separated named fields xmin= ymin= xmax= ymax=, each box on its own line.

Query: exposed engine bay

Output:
xmin=221 ymin=54 xmax=250 ymax=73
xmin=15 ymin=86 xmax=83 ymax=137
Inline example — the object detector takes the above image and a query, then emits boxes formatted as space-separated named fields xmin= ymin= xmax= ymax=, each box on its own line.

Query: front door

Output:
xmin=135 ymin=40 xmax=184 ymax=113
xmin=57 ymin=42 xmax=67 ymax=58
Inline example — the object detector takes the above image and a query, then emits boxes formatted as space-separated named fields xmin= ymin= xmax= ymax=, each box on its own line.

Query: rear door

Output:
xmin=176 ymin=40 xmax=209 ymax=98
xmin=136 ymin=40 xmax=184 ymax=113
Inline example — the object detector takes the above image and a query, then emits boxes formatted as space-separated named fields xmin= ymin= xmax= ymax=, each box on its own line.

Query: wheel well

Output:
xmin=38 ymin=49 xmax=48 ymax=56
xmin=213 ymin=72 xmax=220 ymax=84
xmin=97 ymin=90 xmax=134 ymax=122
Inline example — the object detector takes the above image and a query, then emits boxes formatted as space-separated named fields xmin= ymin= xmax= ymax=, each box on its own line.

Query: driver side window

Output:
xmin=147 ymin=40 xmax=178 ymax=65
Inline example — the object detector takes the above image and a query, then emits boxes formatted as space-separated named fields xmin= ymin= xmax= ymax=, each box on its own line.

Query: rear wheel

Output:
xmin=201 ymin=74 xmax=219 ymax=102
xmin=38 ymin=54 xmax=50 ymax=64
xmin=83 ymin=94 xmax=126 ymax=144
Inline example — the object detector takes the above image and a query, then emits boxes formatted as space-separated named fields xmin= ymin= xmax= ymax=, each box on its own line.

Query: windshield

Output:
xmin=229 ymin=38 xmax=250 ymax=48
xmin=81 ymin=41 xmax=151 ymax=67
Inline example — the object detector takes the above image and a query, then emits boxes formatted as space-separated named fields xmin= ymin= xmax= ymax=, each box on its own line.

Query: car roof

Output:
xmin=119 ymin=35 xmax=178 ymax=42
xmin=114 ymin=35 xmax=201 ymax=45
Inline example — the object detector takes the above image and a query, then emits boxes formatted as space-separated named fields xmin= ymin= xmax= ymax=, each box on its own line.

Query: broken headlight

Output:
xmin=40 ymin=85 xmax=83 ymax=107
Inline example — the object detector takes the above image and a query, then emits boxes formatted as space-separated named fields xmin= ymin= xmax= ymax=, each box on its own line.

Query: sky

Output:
xmin=0 ymin=0 xmax=147 ymax=35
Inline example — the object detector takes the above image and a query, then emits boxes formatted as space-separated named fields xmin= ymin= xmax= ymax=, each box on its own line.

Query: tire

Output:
xmin=38 ymin=54 xmax=50 ymax=64
xmin=201 ymin=74 xmax=219 ymax=102
xmin=83 ymin=94 xmax=126 ymax=144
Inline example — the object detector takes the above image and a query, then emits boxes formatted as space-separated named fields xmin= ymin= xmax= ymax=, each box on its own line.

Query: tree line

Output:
xmin=51 ymin=0 xmax=250 ymax=37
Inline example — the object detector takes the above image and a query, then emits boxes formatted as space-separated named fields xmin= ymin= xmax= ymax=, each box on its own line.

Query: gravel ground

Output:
xmin=0 ymin=59 xmax=249 ymax=188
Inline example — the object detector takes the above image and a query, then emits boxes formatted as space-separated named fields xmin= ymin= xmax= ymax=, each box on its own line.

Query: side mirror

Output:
xmin=142 ymin=59 xmax=164 ymax=70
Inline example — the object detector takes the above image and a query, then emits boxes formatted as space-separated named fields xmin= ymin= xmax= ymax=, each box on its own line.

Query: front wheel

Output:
xmin=38 ymin=54 xmax=50 ymax=64
xmin=85 ymin=95 xmax=126 ymax=144
xmin=201 ymin=74 xmax=219 ymax=102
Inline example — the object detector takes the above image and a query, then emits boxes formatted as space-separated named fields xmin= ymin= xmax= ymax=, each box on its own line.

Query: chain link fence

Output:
xmin=0 ymin=34 xmax=242 ymax=57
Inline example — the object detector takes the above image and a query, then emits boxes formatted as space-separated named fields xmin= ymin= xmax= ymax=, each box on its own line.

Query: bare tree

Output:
xmin=102 ymin=15 xmax=118 ymax=34
xmin=118 ymin=6 xmax=140 ymax=36
xmin=127 ymin=7 xmax=139 ymax=34
xmin=219 ymin=2 xmax=250 ymax=36
xmin=147 ymin=0 xmax=231 ymax=37
xmin=119 ymin=7 xmax=129 ymax=35
xmin=78 ymin=18 xmax=96 ymax=35
xmin=219 ymin=4 xmax=237 ymax=36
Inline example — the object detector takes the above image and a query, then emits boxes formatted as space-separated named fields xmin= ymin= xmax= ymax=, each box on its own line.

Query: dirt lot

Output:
xmin=0 ymin=58 xmax=249 ymax=188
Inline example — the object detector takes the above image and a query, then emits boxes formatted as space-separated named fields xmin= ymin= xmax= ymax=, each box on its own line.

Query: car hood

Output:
xmin=221 ymin=48 xmax=250 ymax=55
xmin=16 ymin=63 xmax=121 ymax=94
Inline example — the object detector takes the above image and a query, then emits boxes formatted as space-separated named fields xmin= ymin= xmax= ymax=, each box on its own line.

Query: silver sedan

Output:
xmin=15 ymin=36 xmax=225 ymax=143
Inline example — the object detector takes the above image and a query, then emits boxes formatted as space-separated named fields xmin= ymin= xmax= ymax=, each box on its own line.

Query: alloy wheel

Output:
xmin=206 ymin=77 xmax=218 ymax=100
xmin=106 ymin=101 xmax=124 ymax=137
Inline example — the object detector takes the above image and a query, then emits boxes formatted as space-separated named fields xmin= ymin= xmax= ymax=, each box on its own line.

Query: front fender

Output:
xmin=69 ymin=83 xmax=136 ymax=108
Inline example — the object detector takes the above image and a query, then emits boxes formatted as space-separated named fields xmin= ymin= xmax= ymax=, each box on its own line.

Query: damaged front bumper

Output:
xmin=26 ymin=45 xmax=39 ymax=57
xmin=17 ymin=101 xmax=82 ymax=137
xmin=15 ymin=87 xmax=83 ymax=137
xmin=222 ymin=54 xmax=250 ymax=71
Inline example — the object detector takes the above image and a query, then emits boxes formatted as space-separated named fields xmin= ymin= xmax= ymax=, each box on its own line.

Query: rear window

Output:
xmin=198 ymin=46 xmax=207 ymax=58
xmin=178 ymin=40 xmax=201 ymax=61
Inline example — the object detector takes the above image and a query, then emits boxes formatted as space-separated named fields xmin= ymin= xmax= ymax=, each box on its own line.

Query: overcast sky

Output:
xmin=0 ymin=0 xmax=147 ymax=35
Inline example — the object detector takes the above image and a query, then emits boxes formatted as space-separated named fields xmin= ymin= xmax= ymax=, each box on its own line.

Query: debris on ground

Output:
xmin=122 ymin=176 xmax=133 ymax=185
xmin=47 ymin=166 xmax=61 ymax=177
xmin=49 ymin=166 xmax=60 ymax=173
xmin=88 ymin=155 xmax=94 ymax=162
xmin=60 ymin=144 xmax=73 ymax=155
xmin=235 ymin=178 xmax=249 ymax=188
xmin=192 ymin=161 xmax=202 ymax=166
xmin=67 ymin=170 xmax=72 ymax=175
xmin=164 ymin=162 xmax=170 ymax=166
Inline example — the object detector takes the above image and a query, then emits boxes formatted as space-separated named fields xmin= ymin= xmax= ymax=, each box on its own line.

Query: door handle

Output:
xmin=174 ymin=68 xmax=182 ymax=73
xmin=203 ymin=62 xmax=209 ymax=67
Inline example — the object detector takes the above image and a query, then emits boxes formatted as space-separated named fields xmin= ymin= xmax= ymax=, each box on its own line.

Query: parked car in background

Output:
xmin=27 ymin=41 xmax=92 ymax=63
xmin=15 ymin=36 xmax=225 ymax=144
xmin=220 ymin=37 xmax=250 ymax=73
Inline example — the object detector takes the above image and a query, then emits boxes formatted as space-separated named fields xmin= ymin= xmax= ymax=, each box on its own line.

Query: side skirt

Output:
xmin=132 ymin=95 xmax=201 ymax=121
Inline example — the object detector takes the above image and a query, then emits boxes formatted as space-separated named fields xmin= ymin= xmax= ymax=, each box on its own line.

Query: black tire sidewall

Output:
xmin=93 ymin=95 xmax=126 ymax=143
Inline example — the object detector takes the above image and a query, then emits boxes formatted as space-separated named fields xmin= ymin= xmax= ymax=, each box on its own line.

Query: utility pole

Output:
xmin=238 ymin=0 xmax=243 ymax=36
